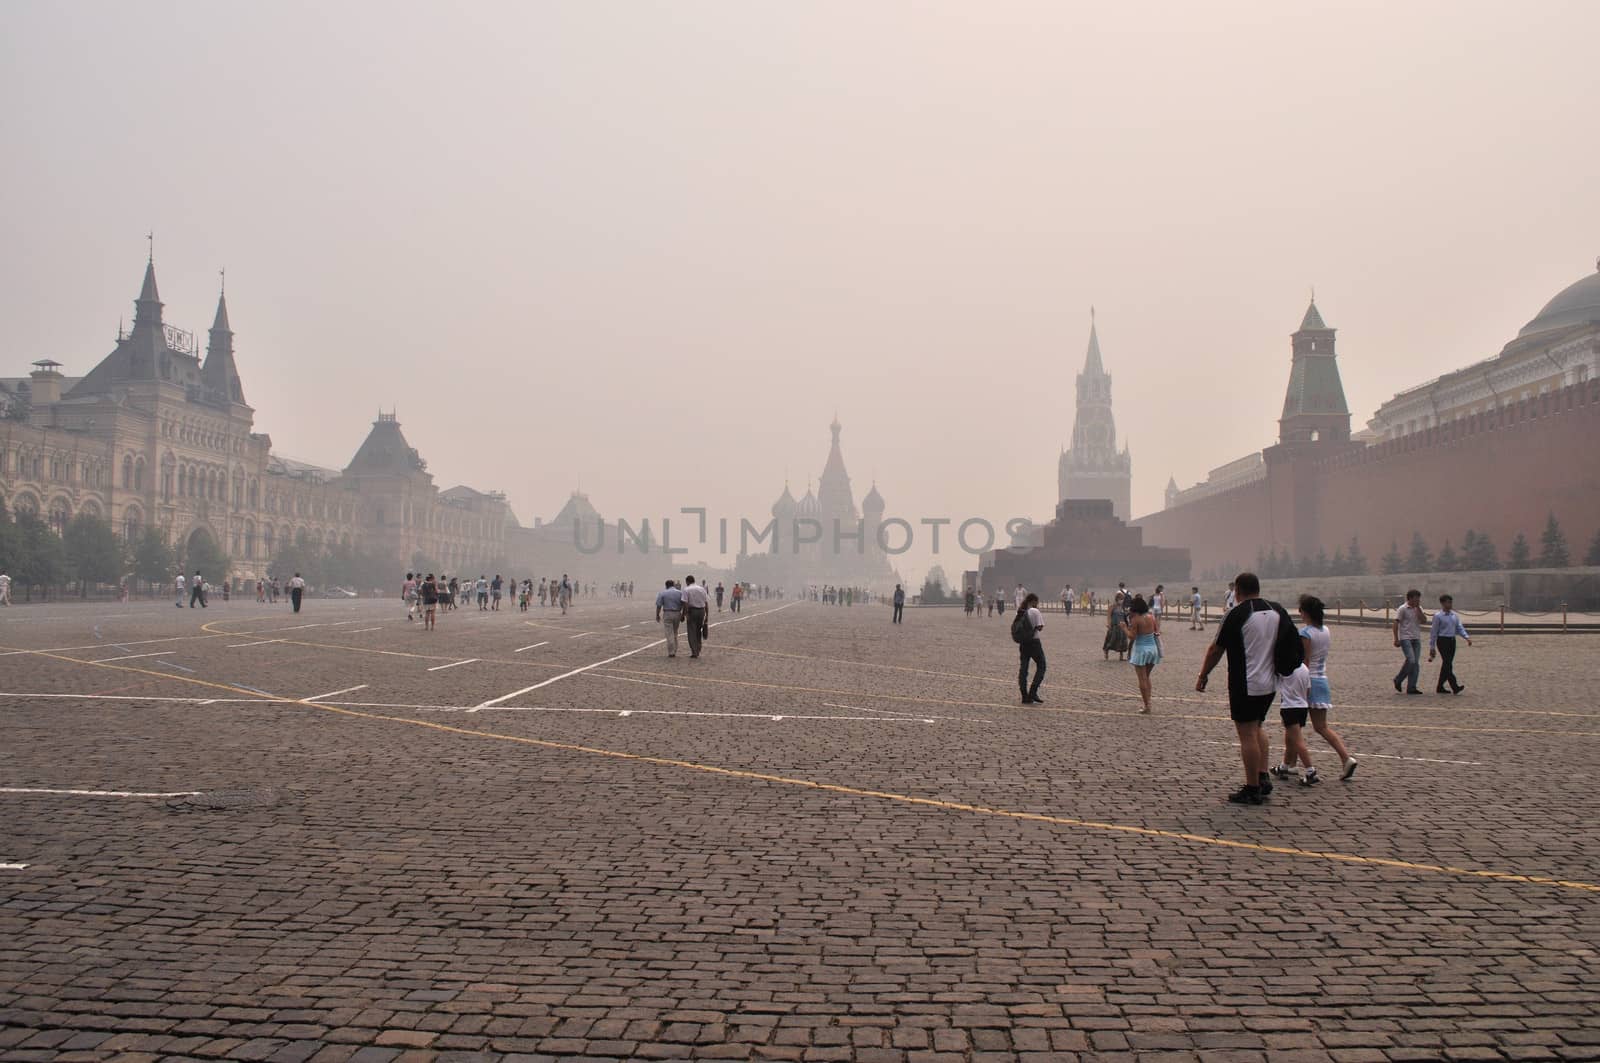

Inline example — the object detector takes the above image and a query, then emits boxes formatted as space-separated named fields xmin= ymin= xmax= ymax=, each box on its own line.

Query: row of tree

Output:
xmin=1227 ymin=515 xmax=1600 ymax=583
xmin=0 ymin=502 xmax=412 ymax=600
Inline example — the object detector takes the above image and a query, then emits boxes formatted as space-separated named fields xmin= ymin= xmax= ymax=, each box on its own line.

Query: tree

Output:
xmin=63 ymin=514 xmax=123 ymax=593
xmin=1381 ymin=540 xmax=1404 ymax=576
xmin=182 ymin=528 xmax=231 ymax=586
xmin=920 ymin=564 xmax=950 ymax=604
xmin=1538 ymin=512 xmax=1570 ymax=568
xmin=1329 ymin=546 xmax=1348 ymax=576
xmin=1346 ymin=537 xmax=1368 ymax=576
xmin=1464 ymin=530 xmax=1498 ymax=571
xmin=1312 ymin=548 xmax=1330 ymax=578
xmin=131 ymin=528 xmax=177 ymax=590
xmin=12 ymin=512 xmax=67 ymax=599
xmin=1507 ymin=532 xmax=1532 ymax=570
xmin=1587 ymin=529 xmax=1600 ymax=567
xmin=269 ymin=541 xmax=324 ymax=586
xmin=1406 ymin=531 xmax=1432 ymax=574
xmin=1434 ymin=540 xmax=1459 ymax=573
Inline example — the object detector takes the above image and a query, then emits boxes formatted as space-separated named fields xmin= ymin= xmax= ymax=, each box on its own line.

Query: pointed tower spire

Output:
xmin=1280 ymin=295 xmax=1349 ymax=444
xmin=1083 ymin=310 xmax=1105 ymax=376
xmin=202 ymin=276 xmax=247 ymax=406
xmin=133 ymin=255 xmax=163 ymax=329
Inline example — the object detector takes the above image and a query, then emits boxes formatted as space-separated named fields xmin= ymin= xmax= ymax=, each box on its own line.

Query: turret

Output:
xmin=1279 ymin=296 xmax=1352 ymax=444
xmin=201 ymin=281 xmax=248 ymax=406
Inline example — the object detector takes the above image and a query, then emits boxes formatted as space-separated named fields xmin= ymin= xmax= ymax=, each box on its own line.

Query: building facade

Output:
xmin=0 ymin=256 xmax=515 ymax=579
xmin=1058 ymin=316 xmax=1132 ymax=521
xmin=1137 ymin=266 xmax=1600 ymax=576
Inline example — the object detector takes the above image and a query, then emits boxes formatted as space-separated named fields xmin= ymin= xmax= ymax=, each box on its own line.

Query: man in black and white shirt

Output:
xmin=1198 ymin=571 xmax=1295 ymax=805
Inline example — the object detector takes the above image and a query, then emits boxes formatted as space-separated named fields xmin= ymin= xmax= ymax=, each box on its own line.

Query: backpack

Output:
xmin=1011 ymin=609 xmax=1034 ymax=644
xmin=1270 ymin=601 xmax=1304 ymax=676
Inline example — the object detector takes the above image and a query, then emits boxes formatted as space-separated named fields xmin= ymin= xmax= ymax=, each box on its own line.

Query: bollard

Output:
xmin=1563 ymin=601 xmax=1568 ymax=633
xmin=1500 ymin=604 xmax=1505 ymax=635
xmin=1358 ymin=600 xmax=1364 ymax=624
xmin=1336 ymin=598 xmax=1342 ymax=622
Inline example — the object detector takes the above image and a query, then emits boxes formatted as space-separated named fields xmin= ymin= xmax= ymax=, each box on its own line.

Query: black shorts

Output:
xmin=1279 ymin=704 xmax=1309 ymax=728
xmin=1229 ymin=692 xmax=1274 ymax=724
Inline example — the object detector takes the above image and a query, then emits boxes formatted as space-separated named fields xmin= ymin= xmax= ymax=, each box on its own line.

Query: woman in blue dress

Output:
xmin=1122 ymin=593 xmax=1161 ymax=714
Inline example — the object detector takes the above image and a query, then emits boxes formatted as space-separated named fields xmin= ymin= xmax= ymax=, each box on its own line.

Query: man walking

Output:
xmin=289 ymin=572 xmax=306 ymax=613
xmin=0 ymin=568 xmax=10 ymax=606
xmin=1392 ymin=589 xmax=1427 ymax=695
xmin=1429 ymin=594 xmax=1470 ymax=694
xmin=1061 ymin=585 xmax=1073 ymax=616
xmin=682 ymin=575 xmax=710 ymax=658
xmin=1197 ymin=572 xmax=1297 ymax=805
xmin=190 ymin=570 xmax=206 ymax=608
xmin=655 ymin=578 xmax=684 ymax=658
xmin=1190 ymin=586 xmax=1203 ymax=630
xmin=715 ymin=581 xmax=725 ymax=612
xmin=892 ymin=583 xmax=905 ymax=624
xmin=403 ymin=572 xmax=417 ymax=621
xmin=1013 ymin=592 xmax=1046 ymax=704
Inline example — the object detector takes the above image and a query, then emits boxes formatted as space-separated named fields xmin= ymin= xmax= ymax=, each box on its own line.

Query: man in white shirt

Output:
xmin=289 ymin=572 xmax=306 ymax=613
xmin=1013 ymin=583 xmax=1026 ymax=610
xmin=0 ymin=568 xmax=11 ymax=605
xmin=681 ymin=575 xmax=711 ymax=658
xmin=1190 ymin=586 xmax=1203 ymax=630
xmin=174 ymin=573 xmax=186 ymax=608
xmin=655 ymin=579 xmax=685 ymax=658
xmin=1392 ymin=589 xmax=1427 ymax=695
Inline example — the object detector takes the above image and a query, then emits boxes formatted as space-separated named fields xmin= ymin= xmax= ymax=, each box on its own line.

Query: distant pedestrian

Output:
xmin=421 ymin=574 xmax=439 ymax=631
xmin=403 ymin=572 xmax=417 ymax=621
xmin=1013 ymin=583 xmax=1026 ymax=611
xmin=964 ymin=586 xmax=976 ymax=616
xmin=1189 ymin=586 xmax=1203 ymax=629
xmin=992 ymin=588 xmax=1004 ymax=617
xmin=1429 ymin=594 xmax=1471 ymax=695
xmin=1103 ymin=592 xmax=1130 ymax=660
xmin=1012 ymin=592 xmax=1046 ymax=704
xmin=190 ymin=570 xmax=206 ymax=608
xmin=1392 ymin=589 xmax=1427 ymax=695
xmin=1197 ymin=571 xmax=1298 ymax=805
xmin=1123 ymin=594 xmax=1161 ymax=714
xmin=715 ymin=581 xmax=725 ymax=612
xmin=682 ymin=576 xmax=710 ymax=658
xmin=892 ymin=583 xmax=905 ymax=624
xmin=0 ymin=568 xmax=10 ymax=606
xmin=1061 ymin=585 xmax=1073 ymax=615
xmin=289 ymin=572 xmax=306 ymax=613
xmin=175 ymin=573 xmax=186 ymax=607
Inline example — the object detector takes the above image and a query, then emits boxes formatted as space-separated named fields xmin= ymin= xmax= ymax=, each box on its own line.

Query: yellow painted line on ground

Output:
xmin=7 ymin=640 xmax=1600 ymax=895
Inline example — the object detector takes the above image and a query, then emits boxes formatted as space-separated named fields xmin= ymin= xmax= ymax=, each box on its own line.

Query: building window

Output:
xmin=48 ymin=499 xmax=69 ymax=535
xmin=123 ymin=509 xmax=141 ymax=541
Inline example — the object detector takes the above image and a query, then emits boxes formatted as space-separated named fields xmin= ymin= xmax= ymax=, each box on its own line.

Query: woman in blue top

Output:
xmin=1122 ymin=594 xmax=1161 ymax=714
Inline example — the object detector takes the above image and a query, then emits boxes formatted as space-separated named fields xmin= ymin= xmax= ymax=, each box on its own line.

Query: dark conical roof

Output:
xmin=1082 ymin=319 xmax=1105 ymax=375
xmin=139 ymin=259 xmax=160 ymax=304
xmin=201 ymin=289 xmax=246 ymax=405
xmin=1300 ymin=299 xmax=1327 ymax=331
xmin=345 ymin=414 xmax=425 ymax=475
xmin=1281 ymin=348 xmax=1350 ymax=419
xmin=211 ymin=290 xmax=231 ymax=332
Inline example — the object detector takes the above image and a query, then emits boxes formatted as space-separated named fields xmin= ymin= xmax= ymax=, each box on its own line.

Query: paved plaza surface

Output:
xmin=2 ymin=594 xmax=1598 ymax=1062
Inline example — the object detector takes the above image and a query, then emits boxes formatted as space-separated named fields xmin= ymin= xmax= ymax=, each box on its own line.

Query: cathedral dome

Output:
xmin=797 ymin=488 xmax=819 ymax=516
xmin=1519 ymin=261 xmax=1600 ymax=338
xmin=862 ymin=482 xmax=884 ymax=512
xmin=771 ymin=483 xmax=797 ymax=519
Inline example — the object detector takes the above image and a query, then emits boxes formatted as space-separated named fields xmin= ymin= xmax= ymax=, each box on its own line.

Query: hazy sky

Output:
xmin=4 ymin=1 xmax=1598 ymax=580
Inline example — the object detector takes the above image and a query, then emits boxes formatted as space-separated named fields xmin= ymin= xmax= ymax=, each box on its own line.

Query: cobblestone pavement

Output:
xmin=2 ymin=596 xmax=1598 ymax=1061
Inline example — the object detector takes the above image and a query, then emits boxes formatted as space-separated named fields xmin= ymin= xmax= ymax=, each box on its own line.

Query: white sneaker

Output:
xmin=1341 ymin=757 xmax=1358 ymax=781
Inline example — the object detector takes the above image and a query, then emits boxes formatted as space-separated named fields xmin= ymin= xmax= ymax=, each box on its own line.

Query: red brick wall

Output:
xmin=1137 ymin=380 xmax=1600 ymax=575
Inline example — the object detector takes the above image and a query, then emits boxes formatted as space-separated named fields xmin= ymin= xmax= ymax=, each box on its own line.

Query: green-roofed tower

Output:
xmin=1278 ymin=297 xmax=1351 ymax=444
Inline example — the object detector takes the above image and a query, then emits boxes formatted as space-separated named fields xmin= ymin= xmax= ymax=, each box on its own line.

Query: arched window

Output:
xmin=244 ymin=520 xmax=256 ymax=559
xmin=262 ymin=524 xmax=275 ymax=557
xmin=248 ymin=479 xmax=259 ymax=508
xmin=134 ymin=458 xmax=146 ymax=492
xmin=48 ymin=498 xmax=70 ymax=535
xmin=123 ymin=508 xmax=142 ymax=541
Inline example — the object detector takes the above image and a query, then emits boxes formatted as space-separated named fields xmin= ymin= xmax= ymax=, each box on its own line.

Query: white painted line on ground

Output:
xmin=0 ymin=787 xmax=201 ymax=798
xmin=568 ymin=632 xmax=595 ymax=639
xmin=475 ymin=601 xmax=799 ymax=710
xmin=0 ymin=863 xmax=27 ymax=870
xmin=91 ymin=651 xmax=177 ymax=663
xmin=821 ymin=701 xmax=947 ymax=724
xmin=1194 ymin=738 xmax=1480 ymax=766
xmin=301 ymin=684 xmax=368 ymax=703
xmin=346 ymin=627 xmax=383 ymax=633
xmin=514 ymin=642 xmax=550 ymax=653
xmin=152 ymin=660 xmax=196 ymax=673
xmin=427 ymin=658 xmax=478 ymax=672
xmin=231 ymin=638 xmax=287 ymax=648
xmin=0 ymin=691 xmax=273 ymax=705
xmin=593 ymin=673 xmax=689 ymax=690
xmin=614 ymin=624 xmax=632 ymax=630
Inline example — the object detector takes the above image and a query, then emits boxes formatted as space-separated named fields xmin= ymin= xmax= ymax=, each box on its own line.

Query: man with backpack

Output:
xmin=1012 ymin=592 xmax=1046 ymax=704
xmin=1196 ymin=571 xmax=1301 ymax=805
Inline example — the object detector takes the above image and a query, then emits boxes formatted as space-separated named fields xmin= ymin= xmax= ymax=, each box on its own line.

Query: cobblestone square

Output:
xmin=3 ymin=597 xmax=1599 ymax=1061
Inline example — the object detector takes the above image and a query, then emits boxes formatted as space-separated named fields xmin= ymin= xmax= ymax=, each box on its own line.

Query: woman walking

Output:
xmin=1123 ymin=594 xmax=1161 ymax=713
xmin=1103 ymin=591 xmax=1131 ymax=661
xmin=1275 ymin=595 xmax=1357 ymax=782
